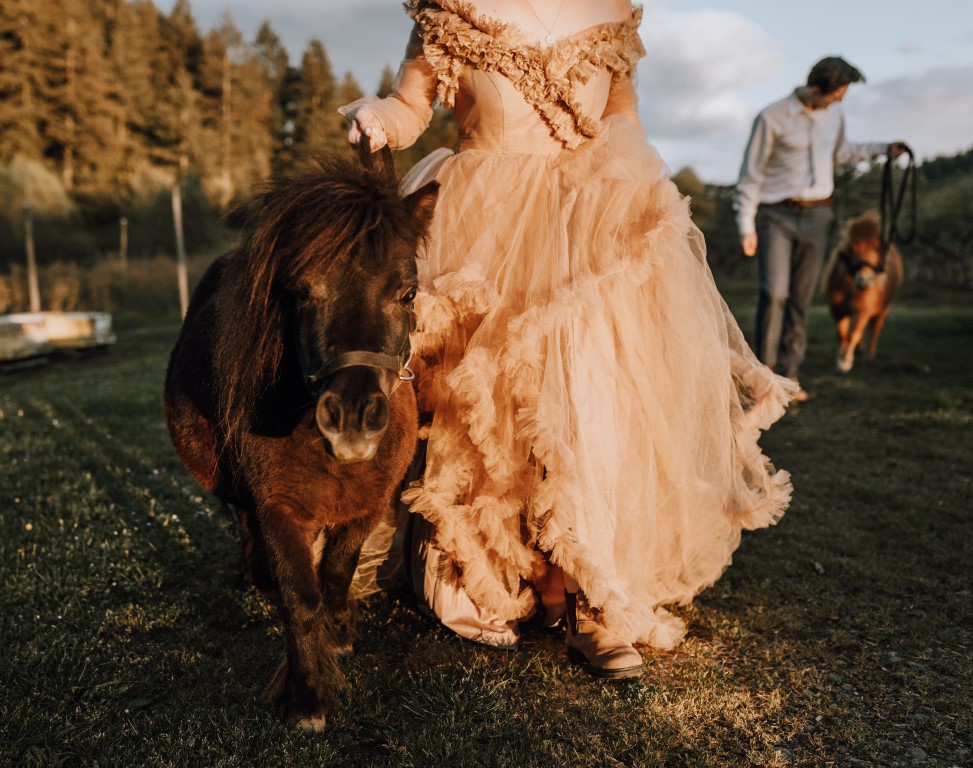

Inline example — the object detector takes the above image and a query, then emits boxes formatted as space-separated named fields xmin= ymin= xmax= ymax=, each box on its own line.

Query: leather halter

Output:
xmin=304 ymin=344 xmax=415 ymax=394
xmin=299 ymin=302 xmax=417 ymax=396
xmin=839 ymin=249 xmax=883 ymax=278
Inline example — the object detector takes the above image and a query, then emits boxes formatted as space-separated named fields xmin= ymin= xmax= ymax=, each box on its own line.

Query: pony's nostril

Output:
xmin=362 ymin=393 xmax=390 ymax=432
xmin=317 ymin=393 xmax=345 ymax=433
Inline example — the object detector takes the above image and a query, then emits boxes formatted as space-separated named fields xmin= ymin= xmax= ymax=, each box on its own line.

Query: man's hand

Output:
xmin=741 ymin=232 xmax=758 ymax=258
xmin=888 ymin=141 xmax=910 ymax=159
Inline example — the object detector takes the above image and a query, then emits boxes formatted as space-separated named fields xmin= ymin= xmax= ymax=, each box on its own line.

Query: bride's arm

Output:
xmin=339 ymin=26 xmax=437 ymax=151
xmin=602 ymin=74 xmax=643 ymax=131
xmin=601 ymin=0 xmax=645 ymax=131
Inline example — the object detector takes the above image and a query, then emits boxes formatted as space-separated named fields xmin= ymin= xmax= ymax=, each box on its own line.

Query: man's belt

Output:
xmin=775 ymin=196 xmax=834 ymax=210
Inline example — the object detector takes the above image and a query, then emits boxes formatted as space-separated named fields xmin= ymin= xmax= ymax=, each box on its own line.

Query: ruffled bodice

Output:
xmin=405 ymin=0 xmax=644 ymax=151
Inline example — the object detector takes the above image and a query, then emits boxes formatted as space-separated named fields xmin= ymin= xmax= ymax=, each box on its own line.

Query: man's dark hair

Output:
xmin=806 ymin=56 xmax=865 ymax=94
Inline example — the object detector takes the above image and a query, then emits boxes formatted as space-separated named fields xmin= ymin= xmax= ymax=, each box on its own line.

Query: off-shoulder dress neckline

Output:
xmin=429 ymin=0 xmax=641 ymax=52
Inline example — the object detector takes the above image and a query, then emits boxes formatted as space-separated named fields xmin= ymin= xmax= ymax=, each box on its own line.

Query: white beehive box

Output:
xmin=0 ymin=311 xmax=116 ymax=362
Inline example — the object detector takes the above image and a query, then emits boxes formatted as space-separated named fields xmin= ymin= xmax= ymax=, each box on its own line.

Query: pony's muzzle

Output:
xmin=314 ymin=368 xmax=392 ymax=463
xmin=854 ymin=269 xmax=877 ymax=291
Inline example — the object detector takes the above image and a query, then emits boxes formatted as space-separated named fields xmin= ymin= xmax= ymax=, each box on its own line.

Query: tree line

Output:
xmin=674 ymin=145 xmax=973 ymax=288
xmin=0 ymin=0 xmax=456 ymax=271
xmin=0 ymin=0 xmax=969 ymax=292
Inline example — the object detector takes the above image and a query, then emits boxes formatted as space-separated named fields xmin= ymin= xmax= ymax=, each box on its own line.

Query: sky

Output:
xmin=168 ymin=0 xmax=973 ymax=183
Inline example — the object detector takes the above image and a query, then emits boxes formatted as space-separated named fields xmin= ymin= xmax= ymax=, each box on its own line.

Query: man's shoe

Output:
xmin=787 ymin=378 xmax=810 ymax=403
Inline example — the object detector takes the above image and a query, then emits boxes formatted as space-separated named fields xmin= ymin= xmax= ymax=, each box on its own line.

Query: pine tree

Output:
xmin=197 ymin=15 xmax=274 ymax=207
xmin=276 ymin=65 xmax=306 ymax=175
xmin=294 ymin=40 xmax=349 ymax=159
xmin=376 ymin=65 xmax=395 ymax=98
xmin=58 ymin=0 xmax=126 ymax=196
xmin=4 ymin=0 xmax=121 ymax=194
xmin=103 ymin=0 xmax=149 ymax=193
xmin=0 ymin=0 xmax=44 ymax=163
xmin=197 ymin=18 xmax=240 ymax=207
xmin=231 ymin=40 xmax=276 ymax=194
xmin=254 ymin=21 xmax=291 ymax=176
xmin=109 ymin=0 xmax=199 ymax=186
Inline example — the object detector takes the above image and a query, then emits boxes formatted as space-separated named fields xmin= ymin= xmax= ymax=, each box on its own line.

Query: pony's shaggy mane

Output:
xmin=842 ymin=210 xmax=881 ymax=246
xmin=214 ymin=153 xmax=422 ymax=453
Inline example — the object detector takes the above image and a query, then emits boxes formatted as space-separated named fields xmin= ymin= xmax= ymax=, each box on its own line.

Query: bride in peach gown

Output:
xmin=342 ymin=0 xmax=796 ymax=678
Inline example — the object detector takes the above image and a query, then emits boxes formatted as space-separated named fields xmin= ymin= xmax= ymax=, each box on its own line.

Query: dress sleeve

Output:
xmin=601 ymin=6 xmax=645 ymax=129
xmin=337 ymin=26 xmax=438 ymax=150
xmin=602 ymin=72 xmax=642 ymax=129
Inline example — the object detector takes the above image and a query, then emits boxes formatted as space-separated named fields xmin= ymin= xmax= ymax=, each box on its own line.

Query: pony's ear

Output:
xmin=404 ymin=181 xmax=440 ymax=231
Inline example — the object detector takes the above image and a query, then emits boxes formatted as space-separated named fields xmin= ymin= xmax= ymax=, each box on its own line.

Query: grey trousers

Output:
xmin=754 ymin=203 xmax=834 ymax=379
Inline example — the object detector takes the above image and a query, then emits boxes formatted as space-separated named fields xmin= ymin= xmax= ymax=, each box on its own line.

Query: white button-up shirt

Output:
xmin=734 ymin=91 xmax=887 ymax=235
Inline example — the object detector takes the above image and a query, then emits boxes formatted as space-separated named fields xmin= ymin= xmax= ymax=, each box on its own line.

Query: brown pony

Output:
xmin=164 ymin=149 xmax=438 ymax=730
xmin=823 ymin=211 xmax=904 ymax=373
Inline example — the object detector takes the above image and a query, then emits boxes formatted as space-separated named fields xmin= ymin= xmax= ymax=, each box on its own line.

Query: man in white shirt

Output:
xmin=734 ymin=56 xmax=905 ymax=398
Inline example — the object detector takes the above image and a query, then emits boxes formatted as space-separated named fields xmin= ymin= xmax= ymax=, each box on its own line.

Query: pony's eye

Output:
xmin=400 ymin=286 xmax=417 ymax=305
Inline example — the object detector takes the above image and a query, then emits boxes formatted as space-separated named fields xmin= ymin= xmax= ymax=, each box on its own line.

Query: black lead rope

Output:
xmin=879 ymin=143 xmax=917 ymax=270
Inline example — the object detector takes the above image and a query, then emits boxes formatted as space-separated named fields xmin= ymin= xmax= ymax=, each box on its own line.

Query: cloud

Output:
xmin=844 ymin=65 xmax=973 ymax=164
xmin=656 ymin=64 xmax=973 ymax=184
xmin=175 ymin=0 xmax=412 ymax=89
xmin=295 ymin=4 xmax=412 ymax=89
xmin=896 ymin=40 xmax=923 ymax=56
xmin=637 ymin=9 xmax=781 ymax=140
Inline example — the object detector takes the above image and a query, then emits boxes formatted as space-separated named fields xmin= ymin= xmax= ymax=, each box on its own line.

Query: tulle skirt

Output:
xmin=365 ymin=117 xmax=794 ymax=648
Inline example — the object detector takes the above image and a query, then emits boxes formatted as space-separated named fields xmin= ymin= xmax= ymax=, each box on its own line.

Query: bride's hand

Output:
xmin=346 ymin=107 xmax=388 ymax=152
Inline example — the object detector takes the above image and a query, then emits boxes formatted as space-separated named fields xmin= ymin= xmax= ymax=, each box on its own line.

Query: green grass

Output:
xmin=2 ymin=286 xmax=971 ymax=767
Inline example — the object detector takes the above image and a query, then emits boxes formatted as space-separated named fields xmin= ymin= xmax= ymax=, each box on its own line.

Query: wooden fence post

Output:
xmin=172 ymin=183 xmax=188 ymax=317
xmin=23 ymin=202 xmax=41 ymax=313
xmin=119 ymin=216 xmax=128 ymax=272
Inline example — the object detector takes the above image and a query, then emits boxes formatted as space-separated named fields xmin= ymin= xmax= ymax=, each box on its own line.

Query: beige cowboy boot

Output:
xmin=564 ymin=592 xmax=643 ymax=680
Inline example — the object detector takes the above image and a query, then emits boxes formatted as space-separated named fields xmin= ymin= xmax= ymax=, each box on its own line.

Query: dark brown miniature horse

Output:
xmin=164 ymin=149 xmax=438 ymax=730
xmin=823 ymin=211 xmax=904 ymax=373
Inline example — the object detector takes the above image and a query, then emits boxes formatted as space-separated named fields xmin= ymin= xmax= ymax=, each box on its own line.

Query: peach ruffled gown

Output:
xmin=346 ymin=0 xmax=796 ymax=649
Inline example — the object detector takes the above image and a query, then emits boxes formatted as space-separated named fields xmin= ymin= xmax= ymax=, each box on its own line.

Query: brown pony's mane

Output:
xmin=842 ymin=210 xmax=881 ymax=247
xmin=214 ymin=153 xmax=421 ymax=453
xmin=822 ymin=210 xmax=884 ymax=293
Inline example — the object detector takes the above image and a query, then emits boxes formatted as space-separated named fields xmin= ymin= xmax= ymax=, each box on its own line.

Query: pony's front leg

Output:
xmin=260 ymin=506 xmax=342 ymax=731
xmin=235 ymin=504 xmax=272 ymax=592
xmin=843 ymin=313 xmax=873 ymax=372
xmin=318 ymin=516 xmax=375 ymax=655
xmin=866 ymin=307 xmax=891 ymax=358
xmin=835 ymin=314 xmax=854 ymax=373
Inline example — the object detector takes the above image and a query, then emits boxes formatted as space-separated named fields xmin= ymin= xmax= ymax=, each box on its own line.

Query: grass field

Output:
xmin=2 ymin=283 xmax=971 ymax=767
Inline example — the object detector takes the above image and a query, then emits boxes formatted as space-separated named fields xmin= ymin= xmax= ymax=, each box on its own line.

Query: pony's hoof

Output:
xmin=836 ymin=356 xmax=853 ymax=373
xmin=294 ymin=714 xmax=327 ymax=732
xmin=335 ymin=643 xmax=354 ymax=658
